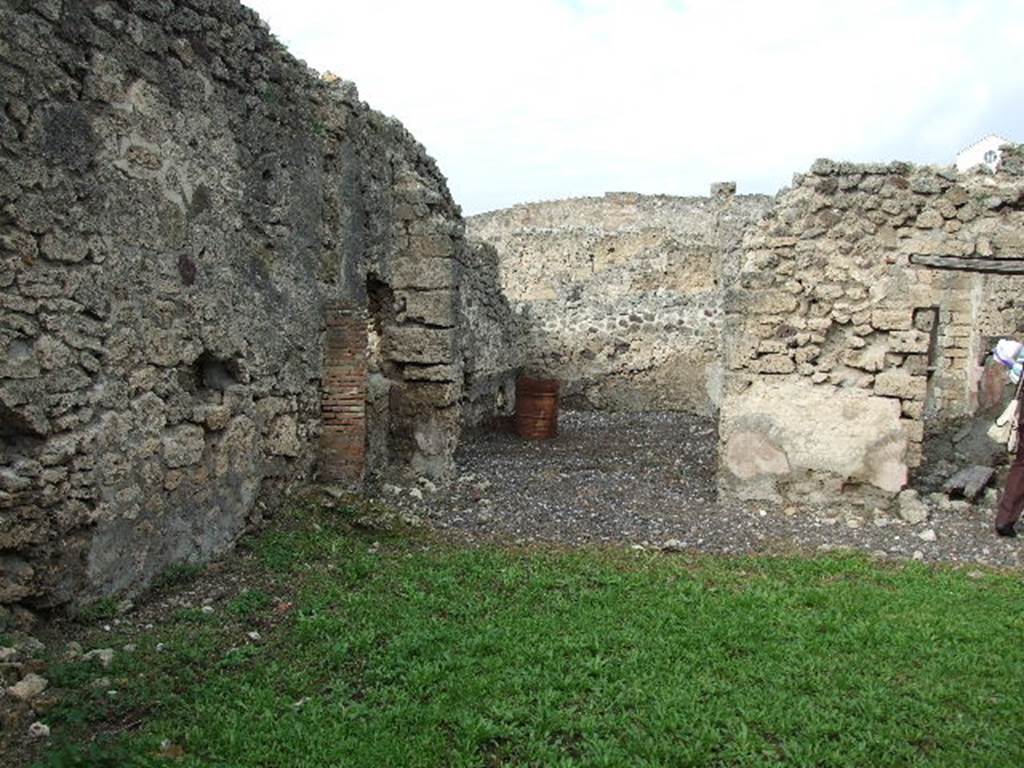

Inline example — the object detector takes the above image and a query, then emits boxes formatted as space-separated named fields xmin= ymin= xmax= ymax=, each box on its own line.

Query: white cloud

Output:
xmin=244 ymin=0 xmax=1024 ymax=213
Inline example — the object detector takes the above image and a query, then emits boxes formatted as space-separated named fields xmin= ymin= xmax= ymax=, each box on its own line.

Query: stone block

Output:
xmin=734 ymin=289 xmax=799 ymax=314
xmin=390 ymin=257 xmax=454 ymax=290
xmin=873 ymin=369 xmax=927 ymax=400
xmin=794 ymin=346 xmax=820 ymax=365
xmin=266 ymin=415 xmax=301 ymax=457
xmin=871 ymin=309 xmax=912 ymax=331
xmin=401 ymin=364 xmax=459 ymax=382
xmin=161 ymin=425 xmax=205 ymax=468
xmin=385 ymin=326 xmax=454 ymax=364
xmin=400 ymin=290 xmax=455 ymax=327
xmin=843 ymin=343 xmax=887 ymax=372
xmin=902 ymin=400 xmax=924 ymax=419
xmin=749 ymin=354 xmax=796 ymax=374
xmin=914 ymin=209 xmax=943 ymax=229
xmin=888 ymin=330 xmax=930 ymax=354
xmin=193 ymin=404 xmax=231 ymax=431
xmin=913 ymin=308 xmax=937 ymax=331
xmin=944 ymin=185 xmax=969 ymax=207
xmin=757 ymin=340 xmax=788 ymax=354
xmin=900 ymin=418 xmax=924 ymax=443
xmin=901 ymin=354 xmax=928 ymax=375
xmin=992 ymin=229 xmax=1024 ymax=252
xmin=408 ymin=234 xmax=454 ymax=258
xmin=905 ymin=442 xmax=923 ymax=468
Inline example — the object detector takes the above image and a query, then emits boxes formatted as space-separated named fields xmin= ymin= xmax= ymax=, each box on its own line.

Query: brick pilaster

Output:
xmin=320 ymin=302 xmax=367 ymax=484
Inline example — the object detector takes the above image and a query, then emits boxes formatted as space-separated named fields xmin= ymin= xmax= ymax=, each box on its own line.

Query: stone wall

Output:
xmin=719 ymin=157 xmax=1024 ymax=507
xmin=468 ymin=191 xmax=771 ymax=414
xmin=456 ymin=240 xmax=521 ymax=428
xmin=0 ymin=0 xmax=481 ymax=606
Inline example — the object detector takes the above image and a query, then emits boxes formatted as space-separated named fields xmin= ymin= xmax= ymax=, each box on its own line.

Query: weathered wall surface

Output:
xmin=719 ymin=157 xmax=1024 ymax=506
xmin=456 ymin=240 xmax=522 ymax=428
xmin=0 ymin=0 xmax=476 ymax=606
xmin=468 ymin=191 xmax=771 ymax=413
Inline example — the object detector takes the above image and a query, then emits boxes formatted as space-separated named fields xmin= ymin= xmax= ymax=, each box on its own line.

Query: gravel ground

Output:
xmin=376 ymin=411 xmax=1024 ymax=569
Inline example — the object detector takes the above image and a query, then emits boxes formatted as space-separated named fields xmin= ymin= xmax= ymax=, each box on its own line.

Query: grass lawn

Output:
xmin=30 ymin=504 xmax=1024 ymax=767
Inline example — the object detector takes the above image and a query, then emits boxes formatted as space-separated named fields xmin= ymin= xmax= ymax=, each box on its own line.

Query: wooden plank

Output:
xmin=910 ymin=255 xmax=1024 ymax=274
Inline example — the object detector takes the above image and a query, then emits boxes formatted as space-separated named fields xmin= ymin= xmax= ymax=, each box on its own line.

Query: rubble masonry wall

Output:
xmin=468 ymin=191 xmax=771 ymax=414
xmin=719 ymin=157 xmax=1024 ymax=507
xmin=0 ymin=0 xmax=510 ymax=606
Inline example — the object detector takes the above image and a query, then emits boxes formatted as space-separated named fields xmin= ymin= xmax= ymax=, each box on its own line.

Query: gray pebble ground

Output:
xmin=378 ymin=411 xmax=1023 ymax=569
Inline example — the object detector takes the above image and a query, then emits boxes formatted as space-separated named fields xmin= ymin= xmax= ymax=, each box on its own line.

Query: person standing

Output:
xmin=994 ymin=339 xmax=1024 ymax=537
xmin=996 ymin=423 xmax=1024 ymax=537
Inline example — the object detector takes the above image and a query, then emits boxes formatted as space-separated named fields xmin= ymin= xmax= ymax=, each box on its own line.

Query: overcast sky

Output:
xmin=244 ymin=0 xmax=1024 ymax=214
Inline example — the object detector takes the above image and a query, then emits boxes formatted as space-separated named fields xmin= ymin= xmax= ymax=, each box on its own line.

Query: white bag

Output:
xmin=989 ymin=371 xmax=1024 ymax=453
xmin=989 ymin=399 xmax=1019 ymax=451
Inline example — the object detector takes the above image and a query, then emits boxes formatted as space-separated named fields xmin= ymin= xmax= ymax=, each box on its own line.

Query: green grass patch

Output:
xmin=228 ymin=589 xmax=272 ymax=617
xmin=33 ymin=514 xmax=1024 ymax=767
xmin=72 ymin=597 xmax=118 ymax=624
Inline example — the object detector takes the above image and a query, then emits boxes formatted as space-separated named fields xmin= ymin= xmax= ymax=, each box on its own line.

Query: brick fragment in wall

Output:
xmin=320 ymin=306 xmax=367 ymax=485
